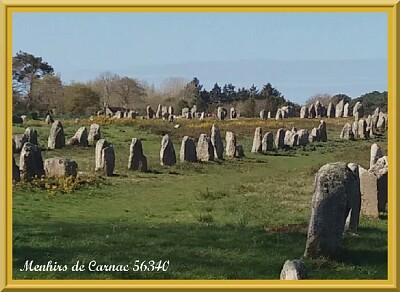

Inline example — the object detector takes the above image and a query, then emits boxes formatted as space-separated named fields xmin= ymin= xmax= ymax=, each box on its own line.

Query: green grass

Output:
xmin=12 ymin=117 xmax=388 ymax=279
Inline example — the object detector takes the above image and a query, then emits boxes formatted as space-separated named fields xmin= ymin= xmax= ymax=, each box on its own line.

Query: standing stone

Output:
xmin=343 ymin=103 xmax=350 ymax=117
xmin=262 ymin=132 xmax=273 ymax=151
xmin=230 ymin=107 xmax=237 ymax=119
xmin=297 ymin=129 xmax=309 ymax=146
xmin=168 ymin=106 xmax=174 ymax=116
xmin=340 ymin=123 xmax=354 ymax=140
xmin=304 ymin=162 xmax=360 ymax=259
xmin=199 ymin=112 xmax=205 ymax=120
xmin=13 ymin=156 xmax=20 ymax=183
xmin=88 ymin=123 xmax=101 ymax=145
xmin=13 ymin=134 xmax=28 ymax=152
xmin=318 ymin=120 xmax=327 ymax=142
xmin=95 ymin=139 xmax=115 ymax=176
xmin=284 ymin=130 xmax=293 ymax=146
xmin=225 ymin=131 xmax=237 ymax=157
xmin=309 ymin=128 xmax=320 ymax=143
xmin=327 ymin=102 xmax=335 ymax=118
xmin=352 ymin=121 xmax=359 ymax=138
xmin=315 ymin=101 xmax=322 ymax=118
xmin=168 ymin=114 xmax=174 ymax=123
xmin=180 ymin=136 xmax=197 ymax=163
xmin=45 ymin=114 xmax=54 ymax=125
xmin=156 ymin=104 xmax=162 ymax=119
xmin=160 ymin=134 xmax=176 ymax=166
xmin=127 ymin=111 xmax=137 ymax=119
xmin=217 ymin=107 xmax=226 ymax=121
xmin=44 ymin=158 xmax=78 ymax=178
xmin=260 ymin=110 xmax=267 ymax=120
xmin=235 ymin=145 xmax=244 ymax=158
xmin=376 ymin=112 xmax=386 ymax=132
xmin=370 ymin=143 xmax=383 ymax=169
xmin=196 ymin=134 xmax=214 ymax=162
xmin=369 ymin=156 xmax=388 ymax=213
xmin=280 ymin=260 xmax=307 ymax=280
xmin=335 ymin=99 xmax=344 ymax=118
xmin=308 ymin=104 xmax=316 ymax=119
xmin=161 ymin=106 xmax=169 ymax=119
xmin=21 ymin=115 xmax=27 ymax=123
xmin=275 ymin=128 xmax=285 ymax=149
xmin=191 ymin=105 xmax=197 ymax=117
xmin=68 ymin=126 xmax=88 ymax=146
xmin=47 ymin=120 xmax=65 ymax=149
xmin=251 ymin=127 xmax=263 ymax=153
xmin=24 ymin=127 xmax=38 ymax=145
xmin=358 ymin=119 xmax=367 ymax=139
xmin=128 ymin=138 xmax=148 ymax=172
xmin=146 ymin=106 xmax=154 ymax=119
xmin=211 ymin=124 xmax=224 ymax=159
xmin=345 ymin=163 xmax=361 ymax=232
xmin=267 ymin=111 xmax=271 ymax=119
xmin=321 ymin=105 xmax=327 ymax=118
xmin=19 ymin=142 xmax=45 ymax=180
xmin=114 ymin=111 xmax=123 ymax=119
xmin=182 ymin=107 xmax=190 ymax=118
xmin=300 ymin=106 xmax=309 ymax=119
xmin=353 ymin=101 xmax=364 ymax=119
xmin=359 ymin=166 xmax=379 ymax=218
xmin=275 ymin=109 xmax=283 ymax=120
xmin=280 ymin=107 xmax=287 ymax=119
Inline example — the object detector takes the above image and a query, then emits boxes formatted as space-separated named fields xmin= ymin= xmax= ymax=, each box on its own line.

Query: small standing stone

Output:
xmin=260 ymin=110 xmax=267 ymax=120
xmin=275 ymin=128 xmax=285 ymax=149
xmin=297 ymin=129 xmax=309 ymax=146
xmin=262 ymin=132 xmax=273 ymax=152
xmin=300 ymin=106 xmax=309 ymax=119
xmin=196 ymin=134 xmax=214 ymax=162
xmin=67 ymin=126 xmax=88 ymax=146
xmin=146 ymin=106 xmax=154 ymax=119
xmin=211 ymin=124 xmax=224 ymax=159
xmin=308 ymin=104 xmax=316 ymax=119
xmin=88 ymin=123 xmax=101 ymax=145
xmin=335 ymin=99 xmax=344 ymax=118
xmin=327 ymin=102 xmax=335 ymax=118
xmin=160 ymin=134 xmax=176 ymax=166
xmin=19 ymin=142 xmax=45 ymax=180
xmin=225 ymin=131 xmax=237 ymax=157
xmin=128 ymin=138 xmax=148 ymax=172
xmin=370 ymin=143 xmax=383 ymax=169
xmin=318 ymin=120 xmax=327 ymax=142
xmin=251 ymin=127 xmax=263 ymax=153
xmin=343 ymin=102 xmax=350 ymax=117
xmin=44 ymin=157 xmax=78 ymax=177
xmin=180 ymin=136 xmax=197 ymax=163
xmin=47 ymin=120 xmax=65 ymax=149
xmin=340 ymin=123 xmax=354 ymax=140
xmin=309 ymin=128 xmax=320 ymax=143
xmin=358 ymin=119 xmax=367 ymax=139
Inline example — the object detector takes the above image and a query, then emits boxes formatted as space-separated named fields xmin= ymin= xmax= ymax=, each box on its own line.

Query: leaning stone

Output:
xmin=180 ymin=136 xmax=197 ymax=163
xmin=47 ymin=120 xmax=65 ymax=149
xmin=335 ymin=99 xmax=344 ymax=118
xmin=88 ymin=123 xmax=101 ymax=145
xmin=13 ymin=134 xmax=28 ymax=152
xmin=68 ymin=127 xmax=88 ymax=146
xmin=353 ymin=101 xmax=364 ymax=118
xmin=211 ymin=124 xmax=224 ymax=159
xmin=370 ymin=143 xmax=383 ymax=169
xmin=196 ymin=134 xmax=214 ymax=162
xmin=19 ymin=142 xmax=45 ymax=180
xmin=225 ymin=131 xmax=237 ymax=157
xmin=275 ymin=128 xmax=285 ymax=149
xmin=280 ymin=260 xmax=307 ymax=280
xmin=339 ymin=123 xmax=354 ymax=140
xmin=343 ymin=102 xmax=350 ymax=117
xmin=44 ymin=157 xmax=78 ymax=178
xmin=251 ymin=127 xmax=263 ymax=153
xmin=160 ymin=134 xmax=176 ymax=166
xmin=303 ymin=162 xmax=360 ymax=259
xmin=128 ymin=138 xmax=148 ymax=172
xmin=262 ymin=132 xmax=274 ymax=152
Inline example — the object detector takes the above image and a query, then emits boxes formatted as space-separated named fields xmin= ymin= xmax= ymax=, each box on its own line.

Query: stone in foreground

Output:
xmin=280 ymin=260 xmax=308 ymax=280
xmin=44 ymin=157 xmax=78 ymax=177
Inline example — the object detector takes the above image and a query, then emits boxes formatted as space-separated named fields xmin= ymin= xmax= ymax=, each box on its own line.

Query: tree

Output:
xmin=305 ymin=93 xmax=333 ymax=106
xmin=113 ymin=77 xmax=146 ymax=109
xmin=182 ymin=77 xmax=202 ymax=105
xmin=63 ymin=83 xmax=100 ymax=115
xmin=331 ymin=93 xmax=352 ymax=105
xmin=12 ymin=51 xmax=54 ymax=110
xmin=209 ymin=83 xmax=222 ymax=103
xmin=30 ymin=74 xmax=64 ymax=114
xmin=249 ymin=84 xmax=258 ymax=99
xmin=259 ymin=83 xmax=285 ymax=112
xmin=92 ymin=72 xmax=120 ymax=107
xmin=352 ymin=91 xmax=387 ymax=113
xmin=222 ymin=83 xmax=236 ymax=102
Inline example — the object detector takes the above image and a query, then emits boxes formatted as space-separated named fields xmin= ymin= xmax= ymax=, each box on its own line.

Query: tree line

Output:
xmin=12 ymin=51 xmax=387 ymax=118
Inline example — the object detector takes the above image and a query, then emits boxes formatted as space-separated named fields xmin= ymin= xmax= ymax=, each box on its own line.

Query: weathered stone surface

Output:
xmin=318 ymin=120 xmax=327 ymax=142
xmin=297 ymin=129 xmax=309 ymax=146
xmin=267 ymin=111 xmax=271 ymax=119
xmin=191 ymin=105 xmax=197 ymax=117
xmin=168 ymin=106 xmax=174 ymax=116
xmin=88 ymin=123 xmax=101 ymax=145
xmin=146 ymin=106 xmax=154 ymax=119
xmin=114 ymin=111 xmax=124 ymax=119
xmin=13 ymin=134 xmax=28 ymax=152
xmin=48 ymin=120 xmax=65 ymax=149
xmin=260 ymin=110 xmax=267 ymax=120
xmin=180 ymin=136 xmax=197 ymax=163
xmin=369 ymin=156 xmax=388 ymax=212
xmin=340 ymin=123 xmax=354 ymax=140
xmin=95 ymin=139 xmax=115 ymax=176
xmin=335 ymin=99 xmax=344 ymax=118
xmin=376 ymin=112 xmax=386 ymax=132
xmin=309 ymin=104 xmax=316 ymax=119
xmin=284 ymin=130 xmax=293 ymax=146
xmin=327 ymin=102 xmax=335 ymax=118
xmin=235 ymin=145 xmax=244 ymax=158
xmin=44 ymin=157 xmax=78 ymax=177
xmin=251 ymin=127 xmax=263 ymax=153
xmin=343 ymin=102 xmax=350 ymax=117
xmin=24 ymin=127 xmax=38 ymax=145
xmin=230 ymin=107 xmax=237 ymax=119
xmin=128 ymin=138 xmax=148 ymax=172
xmin=196 ymin=134 xmax=214 ymax=161
xmin=275 ymin=128 xmax=285 ymax=149
xmin=225 ymin=131 xmax=237 ymax=157
xmin=68 ymin=126 xmax=88 ymax=146
xmin=19 ymin=142 xmax=45 ymax=180
xmin=315 ymin=101 xmax=323 ymax=118
xmin=211 ymin=124 xmax=224 ymax=159
xmin=309 ymin=128 xmax=320 ymax=143
xmin=45 ymin=114 xmax=54 ymax=125
xmin=358 ymin=119 xmax=367 ymax=139
xmin=156 ymin=104 xmax=162 ymax=119
xmin=160 ymin=134 xmax=176 ymax=166
xmin=275 ymin=109 xmax=283 ymax=120
xmin=353 ymin=101 xmax=364 ymax=119
xmin=300 ymin=106 xmax=309 ymax=119
xmin=370 ymin=143 xmax=383 ymax=169
xmin=13 ymin=156 xmax=20 ymax=182
xmin=352 ymin=121 xmax=359 ymax=138
xmin=304 ymin=162 xmax=360 ymax=259
xmin=345 ymin=163 xmax=361 ymax=232
xmin=359 ymin=166 xmax=379 ymax=218
xmin=262 ymin=132 xmax=274 ymax=151
xmin=280 ymin=260 xmax=308 ymax=280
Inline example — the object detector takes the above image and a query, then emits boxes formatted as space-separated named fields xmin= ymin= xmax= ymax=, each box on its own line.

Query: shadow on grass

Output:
xmin=13 ymin=221 xmax=387 ymax=280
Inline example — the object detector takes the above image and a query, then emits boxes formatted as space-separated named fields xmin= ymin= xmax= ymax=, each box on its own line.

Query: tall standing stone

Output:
xmin=369 ymin=156 xmax=388 ymax=213
xmin=304 ymin=162 xmax=360 ymax=259
xmin=19 ymin=142 xmax=45 ymax=180
xmin=370 ymin=143 xmax=383 ymax=169
xmin=211 ymin=124 xmax=224 ymax=159
xmin=128 ymin=138 xmax=148 ymax=172
xmin=275 ymin=109 xmax=283 ymax=120
xmin=275 ymin=128 xmax=285 ymax=149
xmin=309 ymin=128 xmax=320 ymax=143
xmin=335 ymin=99 xmax=344 ymax=118
xmin=44 ymin=158 xmax=78 ymax=178
xmin=297 ymin=129 xmax=309 ymax=146
xmin=353 ymin=101 xmax=364 ymax=119
xmin=300 ymin=106 xmax=309 ymax=119
xmin=308 ymin=104 xmax=316 ymax=119
xmin=327 ymin=102 xmax=335 ymax=118
xmin=196 ymin=134 xmax=214 ymax=162
xmin=315 ymin=101 xmax=322 ymax=118
xmin=318 ymin=120 xmax=327 ymax=142
xmin=346 ymin=163 xmax=361 ymax=232
xmin=358 ymin=119 xmax=367 ymax=139
xmin=24 ymin=127 xmax=38 ymax=145
xmin=180 ymin=136 xmax=197 ymax=163
xmin=12 ymin=156 xmax=20 ymax=183
xmin=352 ymin=121 xmax=359 ymax=138
xmin=251 ymin=127 xmax=263 ymax=153
xmin=343 ymin=103 xmax=350 ymax=117
xmin=156 ymin=104 xmax=162 ymax=119
xmin=168 ymin=106 xmax=174 ymax=116
xmin=160 ymin=134 xmax=176 ymax=166
xmin=95 ymin=139 xmax=115 ymax=176
xmin=48 ymin=120 xmax=65 ymax=149
xmin=262 ymin=132 xmax=273 ymax=151
xmin=88 ymin=123 xmax=101 ymax=145
xmin=267 ymin=111 xmax=271 ymax=119
xmin=340 ymin=123 xmax=354 ymax=140
xmin=260 ymin=110 xmax=267 ymax=120
xmin=146 ymin=106 xmax=154 ymax=119
xmin=225 ymin=131 xmax=237 ymax=157
xmin=359 ymin=166 xmax=379 ymax=218
xmin=230 ymin=107 xmax=237 ymax=119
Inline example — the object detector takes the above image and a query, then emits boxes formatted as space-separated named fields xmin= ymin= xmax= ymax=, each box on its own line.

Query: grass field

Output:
xmin=12 ymin=117 xmax=388 ymax=279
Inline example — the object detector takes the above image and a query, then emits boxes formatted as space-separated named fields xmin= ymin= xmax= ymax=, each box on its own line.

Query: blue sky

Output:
xmin=12 ymin=12 xmax=387 ymax=103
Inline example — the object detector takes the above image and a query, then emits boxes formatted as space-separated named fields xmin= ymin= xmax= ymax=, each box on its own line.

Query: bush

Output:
xmin=12 ymin=115 xmax=23 ymax=124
